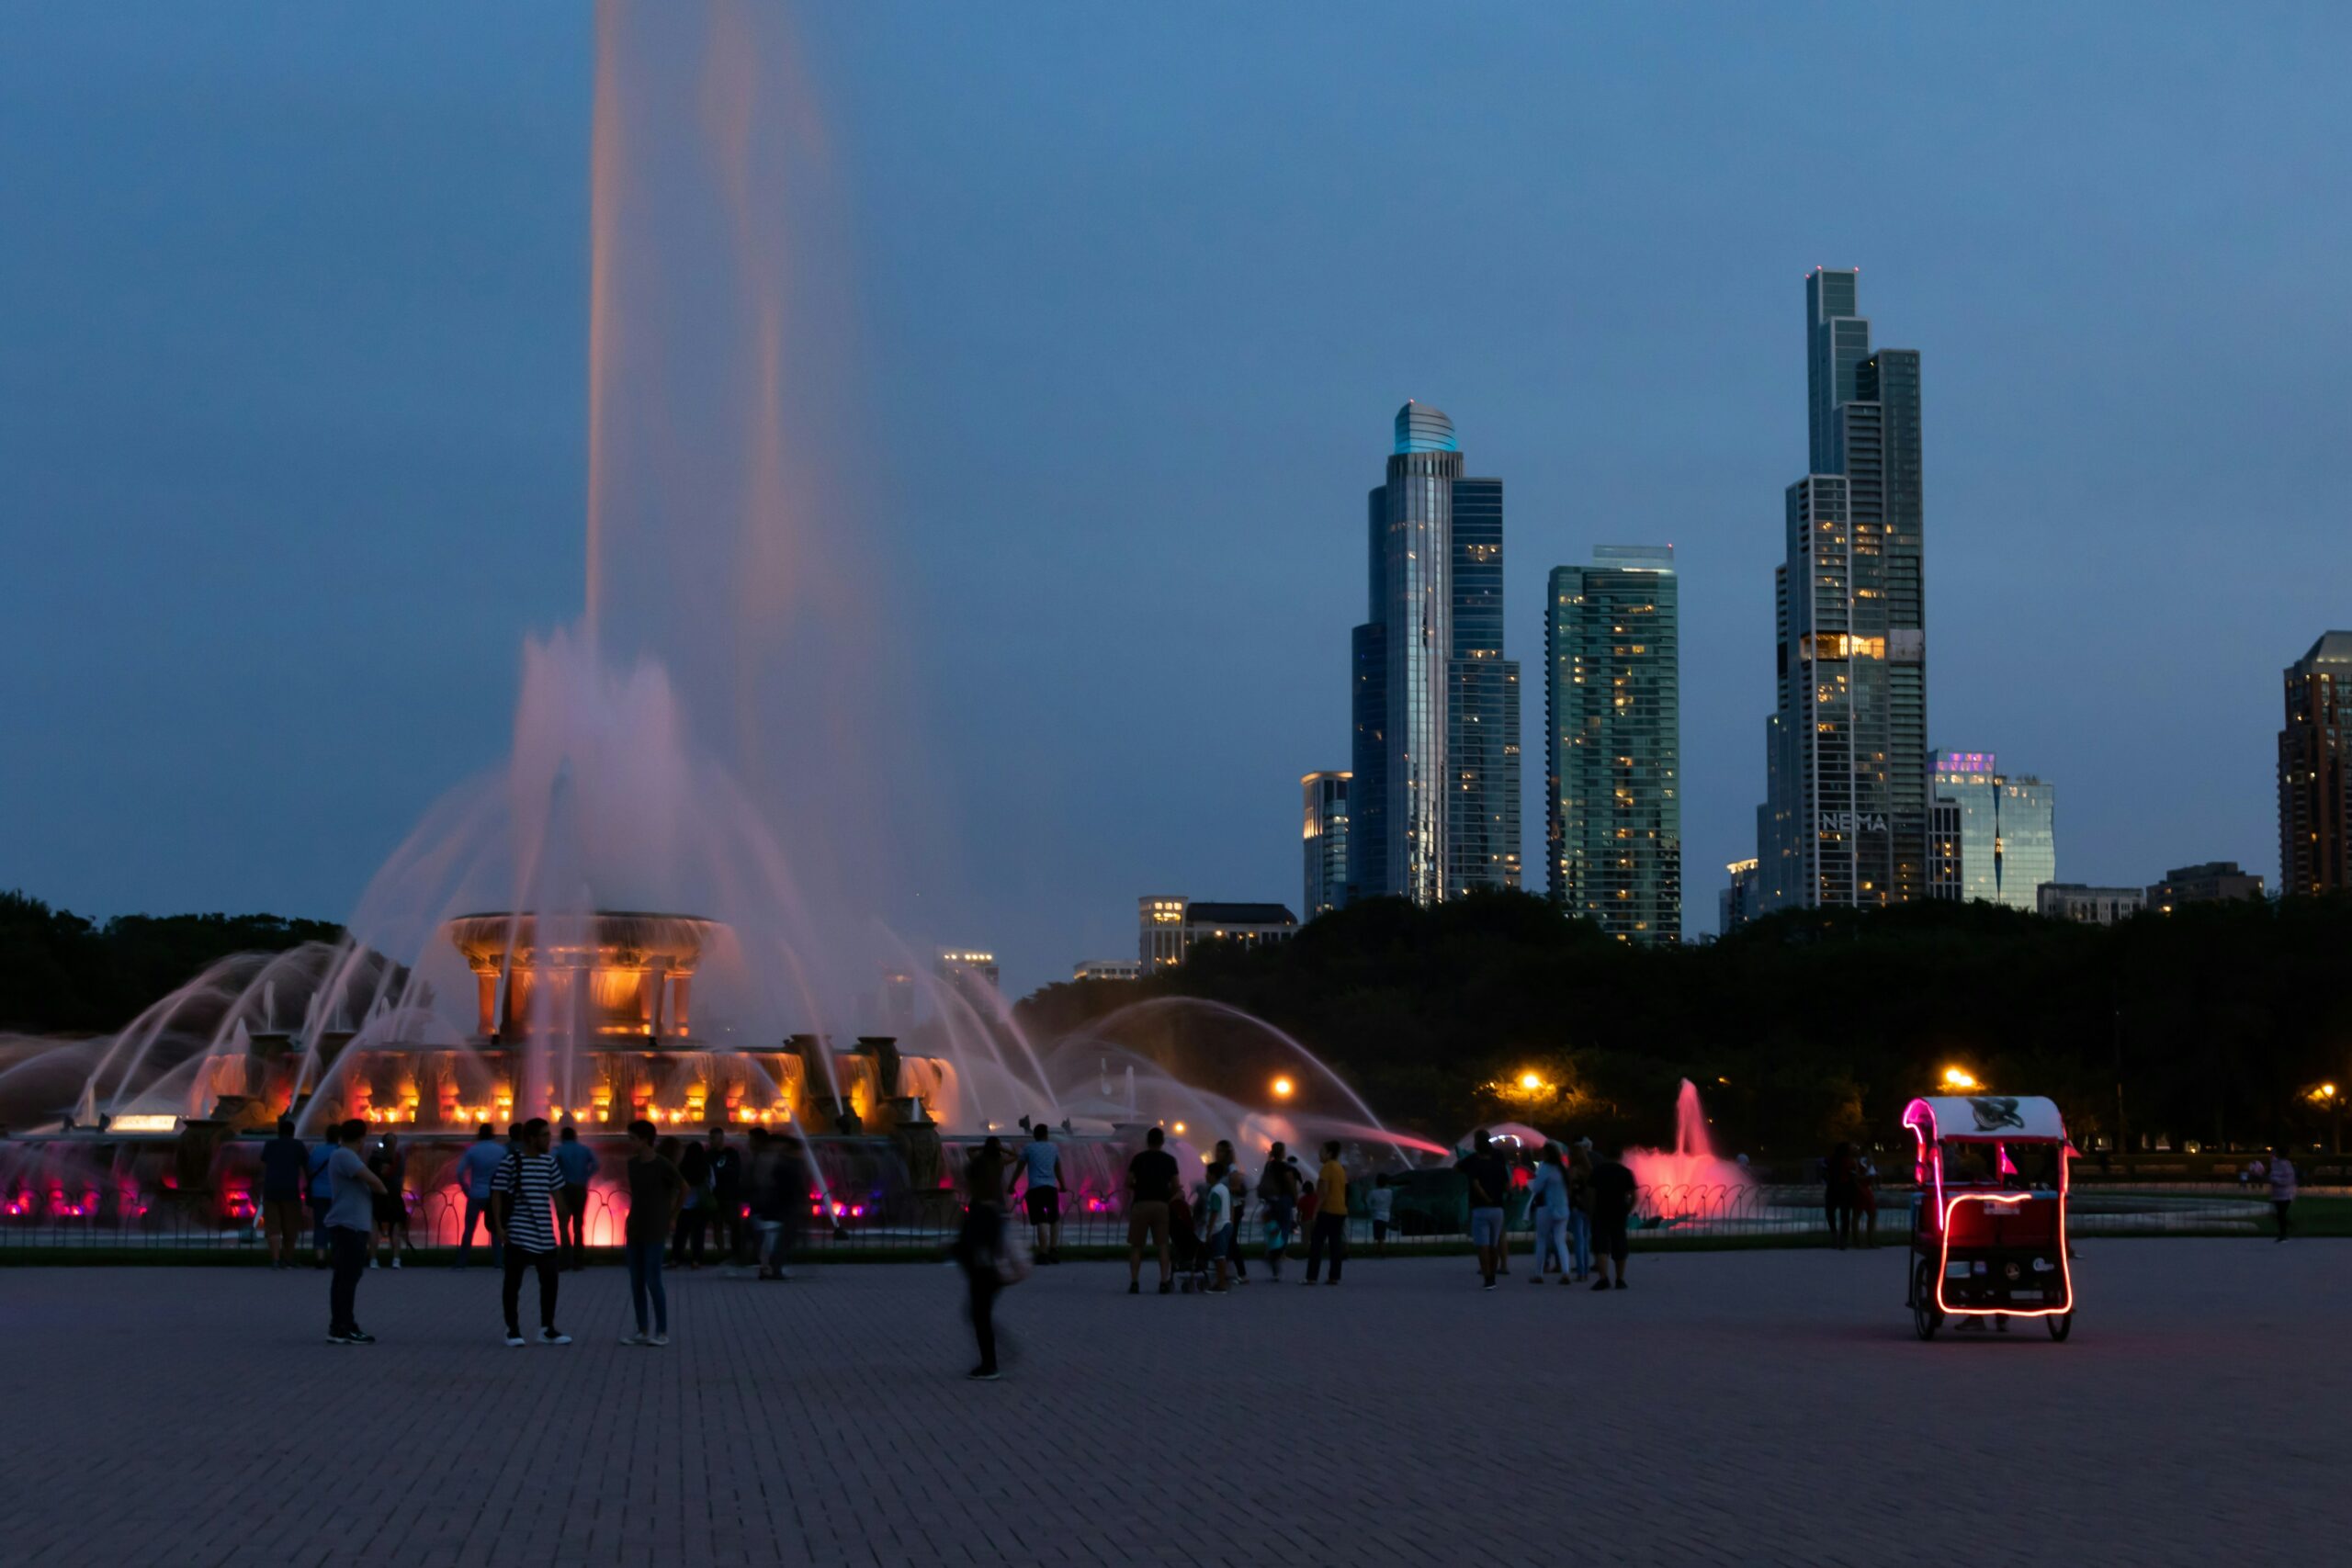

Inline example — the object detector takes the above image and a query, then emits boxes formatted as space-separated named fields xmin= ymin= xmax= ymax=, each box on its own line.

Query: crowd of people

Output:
xmin=257 ymin=1115 xmax=809 ymax=1348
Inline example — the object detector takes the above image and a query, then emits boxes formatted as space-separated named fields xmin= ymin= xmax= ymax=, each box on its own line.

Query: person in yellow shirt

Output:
xmin=1304 ymin=1141 xmax=1349 ymax=1285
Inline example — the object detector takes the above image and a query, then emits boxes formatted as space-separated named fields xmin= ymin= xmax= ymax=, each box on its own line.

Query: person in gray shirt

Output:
xmin=324 ymin=1119 xmax=387 ymax=1344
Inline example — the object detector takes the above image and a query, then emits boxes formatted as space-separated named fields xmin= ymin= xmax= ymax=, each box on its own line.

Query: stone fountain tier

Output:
xmin=444 ymin=910 xmax=724 ymax=1041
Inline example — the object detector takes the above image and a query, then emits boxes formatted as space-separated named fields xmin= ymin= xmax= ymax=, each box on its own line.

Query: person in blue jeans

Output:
xmin=305 ymin=1122 xmax=341 ymax=1268
xmin=620 ymin=1120 xmax=683 ymax=1347
xmin=324 ymin=1118 xmax=388 ymax=1345
xmin=452 ymin=1123 xmax=506 ymax=1269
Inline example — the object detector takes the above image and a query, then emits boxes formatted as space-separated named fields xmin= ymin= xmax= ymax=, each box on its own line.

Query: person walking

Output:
xmin=2270 ymin=1146 xmax=2298 ymax=1240
xmin=1589 ymin=1140 xmax=1636 ymax=1291
xmin=1457 ymin=1131 xmax=1510 ymax=1291
xmin=1527 ymin=1145 xmax=1572 ymax=1284
xmin=1257 ymin=1141 xmax=1303 ymax=1280
xmin=452 ymin=1123 xmax=505 ymax=1269
xmin=954 ymin=1143 xmax=1017 ymax=1380
xmin=1567 ymin=1140 xmax=1596 ymax=1282
xmin=491 ymin=1118 xmax=572 ymax=1347
xmin=707 ymin=1126 xmax=744 ymax=1265
xmin=620 ymin=1118 xmax=683 ymax=1346
xmin=553 ymin=1123 xmax=598 ymax=1269
xmin=1304 ymin=1141 xmax=1350 ymax=1285
xmin=367 ymin=1132 xmax=409 ymax=1269
xmin=305 ymin=1123 xmax=340 ymax=1269
xmin=754 ymin=1131 xmax=806 ymax=1280
xmin=1013 ymin=1122 xmax=1064 ymax=1265
xmin=323 ymin=1118 xmax=386 ymax=1344
xmin=671 ymin=1136 xmax=711 ymax=1269
xmin=258 ymin=1116 xmax=307 ymax=1270
xmin=1125 ymin=1126 xmax=1179 ymax=1295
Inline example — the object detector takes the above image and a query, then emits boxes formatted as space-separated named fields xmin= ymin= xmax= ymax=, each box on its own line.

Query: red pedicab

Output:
xmin=1902 ymin=1094 xmax=2075 ymax=1342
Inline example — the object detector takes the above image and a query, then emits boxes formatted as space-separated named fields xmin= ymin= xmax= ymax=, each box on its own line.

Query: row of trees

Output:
xmin=1016 ymin=891 xmax=2352 ymax=1162
xmin=0 ymin=891 xmax=340 ymax=1036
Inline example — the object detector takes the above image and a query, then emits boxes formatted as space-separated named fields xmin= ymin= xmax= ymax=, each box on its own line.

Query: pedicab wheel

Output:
xmin=2046 ymin=1311 xmax=2073 ymax=1342
xmin=1911 ymin=1259 xmax=1941 ymax=1341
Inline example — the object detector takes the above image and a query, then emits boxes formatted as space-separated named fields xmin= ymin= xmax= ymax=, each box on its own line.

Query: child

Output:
xmin=1201 ymin=1160 xmax=1236 ymax=1294
xmin=1369 ymin=1172 xmax=1396 ymax=1251
xmin=1225 ymin=1164 xmax=1252 ymax=1285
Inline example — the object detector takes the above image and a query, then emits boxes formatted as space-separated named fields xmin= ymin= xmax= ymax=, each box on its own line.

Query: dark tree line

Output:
xmin=1017 ymin=890 xmax=2352 ymax=1164
xmin=0 ymin=890 xmax=341 ymax=1035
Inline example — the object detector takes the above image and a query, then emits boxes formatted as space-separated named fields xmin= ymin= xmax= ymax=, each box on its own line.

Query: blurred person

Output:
xmin=1589 ymin=1140 xmax=1636 ymax=1291
xmin=1200 ymin=1158 xmax=1236 ymax=1293
xmin=305 ymin=1123 xmax=340 ymax=1269
xmin=1257 ymin=1141 xmax=1302 ymax=1280
xmin=1214 ymin=1140 xmax=1250 ymax=1282
xmin=1567 ymin=1140 xmax=1596 ymax=1281
xmin=671 ymin=1135 xmax=711 ymax=1269
xmin=1456 ymin=1131 xmax=1510 ymax=1291
xmin=258 ymin=1115 xmax=307 ymax=1270
xmin=553 ymin=1122 xmax=599 ymax=1269
xmin=367 ymin=1132 xmax=409 ymax=1269
xmin=707 ymin=1126 xmax=744 ymax=1264
xmin=1528 ymin=1144 xmax=1571 ymax=1284
xmin=2270 ymin=1145 xmax=2298 ymax=1241
xmin=954 ymin=1142 xmax=1022 ymax=1380
xmin=1369 ymin=1172 xmax=1396 ymax=1252
xmin=491 ymin=1118 xmax=571 ymax=1346
xmin=451 ymin=1123 xmax=506 ymax=1270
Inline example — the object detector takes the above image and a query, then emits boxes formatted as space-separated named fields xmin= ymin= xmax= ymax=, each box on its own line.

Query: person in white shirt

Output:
xmin=1201 ymin=1162 xmax=1236 ymax=1294
xmin=2268 ymin=1147 xmax=2298 ymax=1242
xmin=1368 ymin=1173 xmax=1396 ymax=1252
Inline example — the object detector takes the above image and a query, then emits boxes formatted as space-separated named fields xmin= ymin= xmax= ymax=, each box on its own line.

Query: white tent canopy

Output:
xmin=1903 ymin=1095 xmax=2068 ymax=1144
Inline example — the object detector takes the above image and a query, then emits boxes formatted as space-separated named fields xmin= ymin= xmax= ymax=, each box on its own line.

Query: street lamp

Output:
xmin=1271 ymin=1076 xmax=1294 ymax=1100
xmin=1518 ymin=1071 xmax=1544 ymax=1092
xmin=1941 ymin=1066 xmax=1979 ymax=1091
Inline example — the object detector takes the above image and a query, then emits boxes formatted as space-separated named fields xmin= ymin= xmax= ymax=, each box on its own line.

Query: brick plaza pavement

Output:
xmin=4 ymin=1237 xmax=2341 ymax=1567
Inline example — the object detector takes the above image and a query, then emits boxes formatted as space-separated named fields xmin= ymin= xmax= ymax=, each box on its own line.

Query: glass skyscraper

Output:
xmin=1758 ymin=269 xmax=1929 ymax=910
xmin=1351 ymin=402 xmax=1521 ymax=904
xmin=2278 ymin=631 xmax=2352 ymax=896
xmin=1930 ymin=750 xmax=2055 ymax=911
xmin=1545 ymin=547 xmax=1680 ymax=943
xmin=1300 ymin=771 xmax=1351 ymax=918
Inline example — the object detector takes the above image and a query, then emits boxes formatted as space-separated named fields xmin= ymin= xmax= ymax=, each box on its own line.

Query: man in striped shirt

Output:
xmin=492 ymin=1118 xmax=572 ymax=1347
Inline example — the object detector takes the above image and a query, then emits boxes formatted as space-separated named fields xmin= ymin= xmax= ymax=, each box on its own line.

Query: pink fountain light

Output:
xmin=1623 ymin=1078 xmax=1753 ymax=1194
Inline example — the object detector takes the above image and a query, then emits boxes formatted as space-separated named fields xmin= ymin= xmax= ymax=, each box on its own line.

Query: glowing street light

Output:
xmin=1271 ymin=1076 xmax=1295 ymax=1100
xmin=1941 ymin=1066 xmax=1979 ymax=1091
xmin=1518 ymin=1071 xmax=1544 ymax=1092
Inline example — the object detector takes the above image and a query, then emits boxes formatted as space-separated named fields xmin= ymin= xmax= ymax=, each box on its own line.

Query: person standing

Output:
xmin=1854 ymin=1151 xmax=1880 ymax=1249
xmin=1125 ymin=1126 xmax=1179 ymax=1295
xmin=1368 ymin=1172 xmax=1396 ymax=1253
xmin=491 ymin=1118 xmax=571 ymax=1347
xmin=1257 ymin=1142 xmax=1302 ymax=1280
xmin=1567 ymin=1141 xmax=1596 ymax=1282
xmin=553 ymin=1123 xmax=598 ymax=1269
xmin=1013 ymin=1122 xmax=1064 ymax=1265
xmin=323 ymin=1118 xmax=386 ymax=1345
xmin=258 ymin=1116 xmax=307 ymax=1270
xmin=1200 ymin=1159 xmax=1236 ymax=1293
xmin=1589 ymin=1140 xmax=1637 ymax=1291
xmin=1213 ymin=1140 xmax=1250 ymax=1283
xmin=368 ymin=1132 xmax=409 ymax=1269
xmin=756 ymin=1131 xmax=806 ymax=1281
xmin=1457 ymin=1131 xmax=1510 ymax=1291
xmin=671 ymin=1136 xmax=711 ymax=1269
xmin=1527 ymin=1145 xmax=1572 ymax=1284
xmin=1823 ymin=1142 xmax=1856 ymax=1250
xmin=452 ymin=1123 xmax=505 ymax=1270
xmin=707 ymin=1126 xmax=744 ymax=1265
xmin=1304 ymin=1141 xmax=1350 ymax=1285
xmin=954 ymin=1143 xmax=1012 ymax=1380
xmin=620 ymin=1119 xmax=683 ymax=1346
xmin=2270 ymin=1146 xmax=2298 ymax=1241
xmin=305 ymin=1124 xmax=340 ymax=1269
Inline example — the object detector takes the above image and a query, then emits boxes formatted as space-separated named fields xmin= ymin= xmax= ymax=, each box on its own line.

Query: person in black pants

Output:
xmin=1304 ymin=1140 xmax=1350 ymax=1284
xmin=954 ymin=1156 xmax=1006 ymax=1382
xmin=322 ymin=1117 xmax=387 ymax=1344
xmin=706 ymin=1125 xmax=744 ymax=1264
xmin=671 ymin=1137 xmax=711 ymax=1268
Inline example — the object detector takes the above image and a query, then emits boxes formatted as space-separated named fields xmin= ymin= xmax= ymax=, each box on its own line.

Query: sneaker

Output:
xmin=345 ymin=1328 xmax=377 ymax=1344
xmin=390 ymin=1257 xmax=402 ymax=1269
xmin=368 ymin=1259 xmax=379 ymax=1269
xmin=1614 ymin=1279 xmax=1628 ymax=1291
xmin=503 ymin=1332 xmax=526 ymax=1348
xmin=1591 ymin=1279 xmax=1611 ymax=1292
xmin=1530 ymin=1276 xmax=1546 ymax=1286
xmin=650 ymin=1333 xmax=670 ymax=1348
xmin=326 ymin=1331 xmax=353 ymax=1345
xmin=1325 ymin=1279 xmax=1340 ymax=1287
xmin=620 ymin=1332 xmax=650 ymax=1346
xmin=1483 ymin=1281 xmax=1497 ymax=1292
xmin=967 ymin=1367 xmax=1001 ymax=1382
xmin=1204 ymin=1286 xmax=1228 ymax=1295
xmin=1127 ymin=1280 xmax=1139 ymax=1295
xmin=1157 ymin=1280 xmax=1172 ymax=1295
xmin=539 ymin=1328 xmax=572 ymax=1346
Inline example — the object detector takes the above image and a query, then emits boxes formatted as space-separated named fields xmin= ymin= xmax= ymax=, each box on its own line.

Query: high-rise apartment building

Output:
xmin=1351 ymin=401 xmax=1520 ymax=903
xmin=1930 ymin=751 xmax=2055 ymax=912
xmin=1545 ymin=546 xmax=1681 ymax=943
xmin=1719 ymin=859 xmax=1761 ymax=937
xmin=2279 ymin=631 xmax=2352 ymax=897
xmin=1758 ymin=270 xmax=1928 ymax=910
xmin=1138 ymin=897 xmax=1298 ymax=970
xmin=1301 ymin=771 xmax=1352 ymax=918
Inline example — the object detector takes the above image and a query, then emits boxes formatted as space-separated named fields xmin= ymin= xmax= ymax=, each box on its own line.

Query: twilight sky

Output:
xmin=4 ymin=4 xmax=2348 ymax=998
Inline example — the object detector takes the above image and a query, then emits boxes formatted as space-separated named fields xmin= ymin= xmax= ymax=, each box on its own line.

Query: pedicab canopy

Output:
xmin=1902 ymin=1095 xmax=2068 ymax=1145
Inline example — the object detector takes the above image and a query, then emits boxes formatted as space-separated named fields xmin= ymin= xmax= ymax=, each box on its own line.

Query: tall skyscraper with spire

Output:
xmin=1758 ymin=270 xmax=1928 ymax=909
xmin=1351 ymin=401 xmax=1521 ymax=904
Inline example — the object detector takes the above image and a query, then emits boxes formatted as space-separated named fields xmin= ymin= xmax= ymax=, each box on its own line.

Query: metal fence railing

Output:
xmin=0 ymin=1179 xmax=2280 ymax=1257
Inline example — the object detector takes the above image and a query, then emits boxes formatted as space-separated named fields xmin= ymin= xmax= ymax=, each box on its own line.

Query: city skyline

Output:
xmin=5 ymin=6 xmax=2347 ymax=997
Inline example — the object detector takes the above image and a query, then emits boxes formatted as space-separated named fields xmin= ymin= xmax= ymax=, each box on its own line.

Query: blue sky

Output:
xmin=4 ymin=4 xmax=2348 ymax=996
